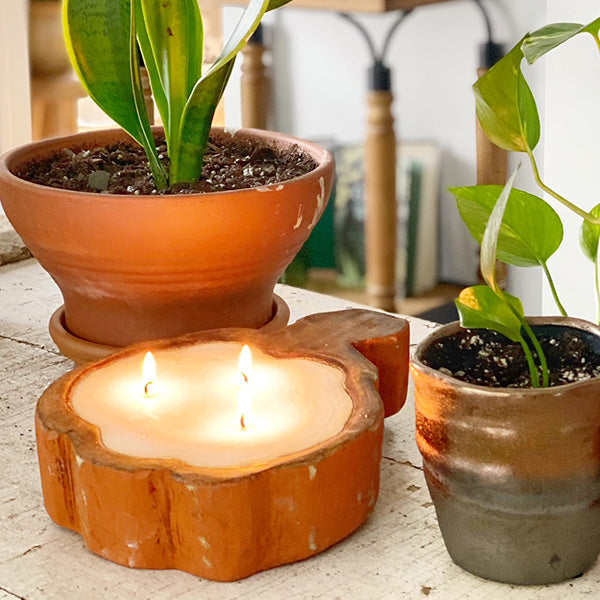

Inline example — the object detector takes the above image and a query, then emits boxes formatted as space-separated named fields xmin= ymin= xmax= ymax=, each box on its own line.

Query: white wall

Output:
xmin=538 ymin=0 xmax=600 ymax=321
xmin=0 ymin=0 xmax=31 ymax=153
xmin=224 ymin=0 xmax=548 ymax=294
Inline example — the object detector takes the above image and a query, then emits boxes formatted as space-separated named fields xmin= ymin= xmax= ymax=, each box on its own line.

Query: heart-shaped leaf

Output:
xmin=580 ymin=203 xmax=600 ymax=262
xmin=473 ymin=40 xmax=540 ymax=153
xmin=455 ymin=286 xmax=525 ymax=343
xmin=522 ymin=17 xmax=600 ymax=64
xmin=479 ymin=167 xmax=519 ymax=292
xmin=451 ymin=185 xmax=563 ymax=268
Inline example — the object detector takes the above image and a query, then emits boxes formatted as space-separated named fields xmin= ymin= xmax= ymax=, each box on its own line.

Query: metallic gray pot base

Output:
xmin=424 ymin=466 xmax=600 ymax=585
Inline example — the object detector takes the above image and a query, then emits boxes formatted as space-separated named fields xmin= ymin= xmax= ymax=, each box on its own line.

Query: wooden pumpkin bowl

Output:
xmin=36 ymin=309 xmax=409 ymax=581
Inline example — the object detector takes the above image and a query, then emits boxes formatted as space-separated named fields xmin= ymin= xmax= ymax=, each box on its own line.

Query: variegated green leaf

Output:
xmin=63 ymin=0 xmax=166 ymax=188
xmin=473 ymin=40 xmax=539 ymax=153
xmin=138 ymin=0 xmax=203 ymax=158
xmin=451 ymin=185 xmax=563 ymax=268
xmin=580 ymin=203 xmax=600 ymax=262
xmin=522 ymin=17 xmax=600 ymax=63
xmin=172 ymin=0 xmax=271 ymax=182
xmin=455 ymin=286 xmax=525 ymax=343
xmin=479 ymin=166 xmax=519 ymax=292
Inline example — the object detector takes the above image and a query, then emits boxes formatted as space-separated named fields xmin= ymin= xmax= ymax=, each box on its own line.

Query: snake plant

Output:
xmin=63 ymin=0 xmax=291 ymax=190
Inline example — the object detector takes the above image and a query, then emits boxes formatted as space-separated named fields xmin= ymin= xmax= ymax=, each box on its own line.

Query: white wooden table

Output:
xmin=1 ymin=258 xmax=599 ymax=599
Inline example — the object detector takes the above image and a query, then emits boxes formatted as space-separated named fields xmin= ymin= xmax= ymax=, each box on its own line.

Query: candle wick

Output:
xmin=240 ymin=413 xmax=246 ymax=431
xmin=241 ymin=372 xmax=249 ymax=384
xmin=144 ymin=381 xmax=153 ymax=395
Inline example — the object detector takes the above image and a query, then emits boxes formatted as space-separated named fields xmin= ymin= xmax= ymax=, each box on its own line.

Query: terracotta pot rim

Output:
xmin=48 ymin=294 xmax=291 ymax=365
xmin=0 ymin=126 xmax=334 ymax=200
xmin=411 ymin=315 xmax=600 ymax=395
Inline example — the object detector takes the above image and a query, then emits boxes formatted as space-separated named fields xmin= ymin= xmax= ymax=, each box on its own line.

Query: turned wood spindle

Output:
xmin=365 ymin=88 xmax=397 ymax=311
xmin=241 ymin=24 xmax=270 ymax=130
xmin=475 ymin=39 xmax=508 ymax=288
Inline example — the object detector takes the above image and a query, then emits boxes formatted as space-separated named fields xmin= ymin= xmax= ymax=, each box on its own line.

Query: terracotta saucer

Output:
xmin=49 ymin=294 xmax=291 ymax=365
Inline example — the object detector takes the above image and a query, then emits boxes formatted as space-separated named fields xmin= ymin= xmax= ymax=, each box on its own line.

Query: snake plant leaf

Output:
xmin=451 ymin=185 xmax=563 ymax=268
xmin=63 ymin=0 xmax=166 ymax=188
xmin=267 ymin=0 xmax=293 ymax=9
xmin=172 ymin=0 xmax=271 ymax=183
xmin=522 ymin=17 xmax=600 ymax=64
xmin=134 ymin=0 xmax=168 ymax=137
xmin=479 ymin=166 xmax=519 ymax=293
xmin=172 ymin=62 xmax=235 ymax=182
xmin=455 ymin=286 xmax=526 ymax=343
xmin=138 ymin=0 xmax=203 ymax=157
xmin=580 ymin=203 xmax=600 ymax=262
xmin=473 ymin=40 xmax=539 ymax=153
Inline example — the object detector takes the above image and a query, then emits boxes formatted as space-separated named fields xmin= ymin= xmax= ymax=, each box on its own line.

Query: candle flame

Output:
xmin=238 ymin=345 xmax=253 ymax=431
xmin=142 ymin=351 xmax=156 ymax=396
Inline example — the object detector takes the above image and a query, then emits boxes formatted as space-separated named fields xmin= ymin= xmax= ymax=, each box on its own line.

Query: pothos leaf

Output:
xmin=473 ymin=39 xmax=540 ymax=153
xmin=580 ymin=203 xmax=600 ymax=262
xmin=455 ymin=286 xmax=525 ymax=343
xmin=522 ymin=17 xmax=600 ymax=64
xmin=451 ymin=185 xmax=563 ymax=268
xmin=522 ymin=23 xmax=586 ymax=63
xmin=480 ymin=166 xmax=520 ymax=292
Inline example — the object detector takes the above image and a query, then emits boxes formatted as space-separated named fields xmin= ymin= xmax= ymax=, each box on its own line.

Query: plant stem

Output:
xmin=527 ymin=148 xmax=600 ymax=225
xmin=595 ymin=256 xmax=600 ymax=325
xmin=521 ymin=320 xmax=549 ymax=387
xmin=518 ymin=336 xmax=540 ymax=387
xmin=502 ymin=289 xmax=548 ymax=387
xmin=593 ymin=31 xmax=600 ymax=54
xmin=541 ymin=262 xmax=568 ymax=316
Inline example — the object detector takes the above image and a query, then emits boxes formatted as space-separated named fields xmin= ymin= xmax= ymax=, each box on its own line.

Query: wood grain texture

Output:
xmin=6 ymin=260 xmax=600 ymax=597
xmin=35 ymin=309 xmax=409 ymax=581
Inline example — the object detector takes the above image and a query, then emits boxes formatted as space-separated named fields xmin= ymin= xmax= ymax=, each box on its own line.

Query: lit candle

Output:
xmin=71 ymin=342 xmax=352 ymax=470
xmin=142 ymin=351 xmax=156 ymax=396
xmin=237 ymin=345 xmax=253 ymax=431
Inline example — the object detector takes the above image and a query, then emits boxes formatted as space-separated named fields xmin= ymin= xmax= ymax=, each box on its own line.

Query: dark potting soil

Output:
xmin=15 ymin=132 xmax=317 ymax=195
xmin=422 ymin=325 xmax=600 ymax=388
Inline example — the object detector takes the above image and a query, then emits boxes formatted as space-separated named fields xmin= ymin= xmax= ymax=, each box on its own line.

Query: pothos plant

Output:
xmin=449 ymin=15 xmax=600 ymax=388
xmin=63 ymin=0 xmax=291 ymax=191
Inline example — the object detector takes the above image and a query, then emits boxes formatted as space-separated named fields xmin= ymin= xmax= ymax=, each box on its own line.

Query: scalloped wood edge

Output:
xmin=36 ymin=309 xmax=409 ymax=581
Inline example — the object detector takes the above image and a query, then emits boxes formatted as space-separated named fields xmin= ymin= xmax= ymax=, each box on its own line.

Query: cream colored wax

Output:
xmin=71 ymin=342 xmax=352 ymax=469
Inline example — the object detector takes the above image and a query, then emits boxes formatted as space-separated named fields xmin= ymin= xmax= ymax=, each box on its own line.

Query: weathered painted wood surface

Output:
xmin=2 ymin=259 xmax=600 ymax=599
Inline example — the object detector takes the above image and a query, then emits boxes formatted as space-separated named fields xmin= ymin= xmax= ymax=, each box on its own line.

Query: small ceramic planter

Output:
xmin=411 ymin=317 xmax=600 ymax=585
xmin=0 ymin=127 xmax=333 ymax=349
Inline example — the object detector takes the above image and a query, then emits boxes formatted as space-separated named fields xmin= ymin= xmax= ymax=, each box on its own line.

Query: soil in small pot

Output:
xmin=422 ymin=325 xmax=600 ymax=388
xmin=15 ymin=131 xmax=317 ymax=195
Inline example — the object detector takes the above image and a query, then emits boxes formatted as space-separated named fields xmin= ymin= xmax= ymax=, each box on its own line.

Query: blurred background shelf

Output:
xmin=287 ymin=268 xmax=461 ymax=322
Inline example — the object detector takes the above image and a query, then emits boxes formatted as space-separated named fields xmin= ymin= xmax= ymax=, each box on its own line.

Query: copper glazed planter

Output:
xmin=411 ymin=317 xmax=600 ymax=585
xmin=0 ymin=126 xmax=333 ymax=349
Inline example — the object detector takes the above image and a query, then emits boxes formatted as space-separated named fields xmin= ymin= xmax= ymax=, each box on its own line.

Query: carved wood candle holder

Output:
xmin=36 ymin=309 xmax=409 ymax=581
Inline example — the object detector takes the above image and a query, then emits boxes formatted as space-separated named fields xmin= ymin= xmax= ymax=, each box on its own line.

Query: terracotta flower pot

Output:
xmin=411 ymin=317 xmax=600 ymax=585
xmin=0 ymin=127 xmax=333 ymax=347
